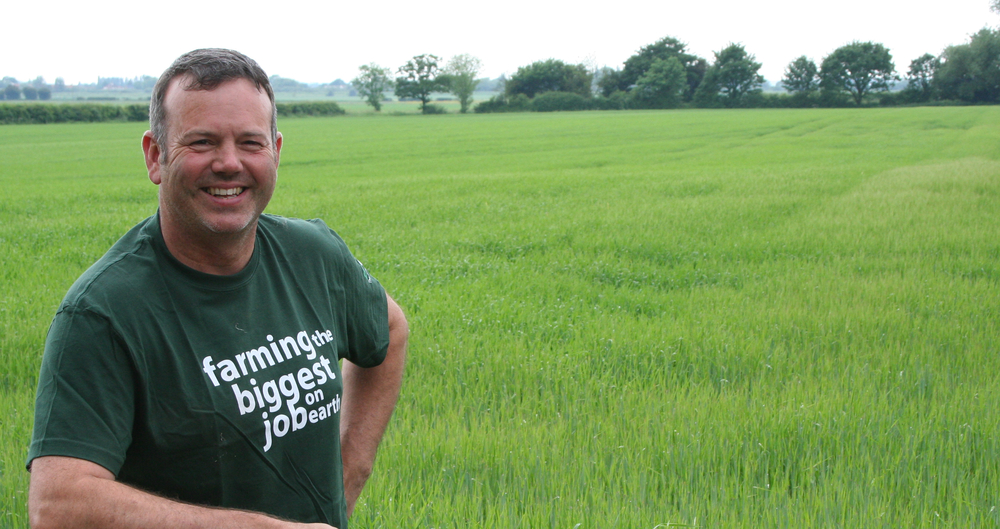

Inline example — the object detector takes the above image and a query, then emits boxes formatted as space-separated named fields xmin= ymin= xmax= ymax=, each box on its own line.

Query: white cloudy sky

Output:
xmin=5 ymin=0 xmax=997 ymax=86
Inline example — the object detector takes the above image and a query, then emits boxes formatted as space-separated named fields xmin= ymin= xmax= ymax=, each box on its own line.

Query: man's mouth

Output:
xmin=206 ymin=187 xmax=245 ymax=197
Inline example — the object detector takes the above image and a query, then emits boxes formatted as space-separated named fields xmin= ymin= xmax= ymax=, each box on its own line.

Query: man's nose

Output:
xmin=212 ymin=142 xmax=243 ymax=175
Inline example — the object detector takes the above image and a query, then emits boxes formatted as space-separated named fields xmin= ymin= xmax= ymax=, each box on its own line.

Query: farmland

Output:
xmin=1 ymin=107 xmax=999 ymax=527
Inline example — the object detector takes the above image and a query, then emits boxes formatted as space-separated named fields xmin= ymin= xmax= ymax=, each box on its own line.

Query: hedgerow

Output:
xmin=0 ymin=101 xmax=345 ymax=125
xmin=0 ymin=103 xmax=149 ymax=124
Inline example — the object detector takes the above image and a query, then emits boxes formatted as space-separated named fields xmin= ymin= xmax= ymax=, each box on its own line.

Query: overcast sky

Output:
xmin=5 ymin=0 xmax=997 ymax=86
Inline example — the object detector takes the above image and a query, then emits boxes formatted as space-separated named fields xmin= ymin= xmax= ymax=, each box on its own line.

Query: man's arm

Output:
xmin=29 ymin=456 xmax=335 ymax=529
xmin=340 ymin=293 xmax=408 ymax=517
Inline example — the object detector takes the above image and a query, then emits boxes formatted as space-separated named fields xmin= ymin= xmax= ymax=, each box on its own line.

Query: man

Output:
xmin=27 ymin=49 xmax=407 ymax=529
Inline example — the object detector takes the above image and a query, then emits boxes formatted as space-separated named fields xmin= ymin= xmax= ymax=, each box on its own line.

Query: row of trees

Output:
xmin=897 ymin=28 xmax=1000 ymax=104
xmin=352 ymin=54 xmax=483 ymax=114
xmin=474 ymin=0 xmax=999 ymax=112
xmin=7 ymin=1 xmax=998 ymax=112
xmin=1 ymin=82 xmax=53 ymax=101
xmin=350 ymin=40 xmax=765 ymax=114
xmin=781 ymin=29 xmax=1000 ymax=106
xmin=353 ymin=1 xmax=993 ymax=112
xmin=781 ymin=42 xmax=897 ymax=106
xmin=478 ymin=24 xmax=999 ymax=113
xmin=479 ymin=38 xmax=777 ymax=111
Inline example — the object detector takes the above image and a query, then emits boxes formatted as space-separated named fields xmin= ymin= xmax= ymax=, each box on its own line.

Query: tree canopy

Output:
xmin=820 ymin=41 xmax=898 ymax=105
xmin=395 ymin=54 xmax=449 ymax=114
xmin=505 ymin=59 xmax=591 ymax=99
xmin=630 ymin=57 xmax=686 ymax=109
xmin=600 ymin=36 xmax=707 ymax=101
xmin=714 ymin=44 xmax=762 ymax=104
xmin=2 ymin=84 xmax=20 ymax=101
xmin=352 ymin=63 xmax=392 ymax=112
xmin=444 ymin=54 xmax=482 ymax=113
xmin=904 ymin=53 xmax=938 ymax=102
xmin=782 ymin=56 xmax=819 ymax=93
xmin=694 ymin=43 xmax=763 ymax=107
xmin=934 ymin=28 xmax=1000 ymax=103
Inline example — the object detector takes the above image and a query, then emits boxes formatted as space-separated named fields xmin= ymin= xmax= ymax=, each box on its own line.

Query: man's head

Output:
xmin=142 ymin=49 xmax=282 ymax=264
xmin=149 ymin=48 xmax=277 ymax=155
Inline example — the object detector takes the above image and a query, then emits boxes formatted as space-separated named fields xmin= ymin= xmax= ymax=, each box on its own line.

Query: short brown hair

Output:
xmin=149 ymin=49 xmax=276 ymax=153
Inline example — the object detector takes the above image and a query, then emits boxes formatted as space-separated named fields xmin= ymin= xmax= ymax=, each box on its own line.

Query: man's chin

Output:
xmin=201 ymin=214 xmax=259 ymax=237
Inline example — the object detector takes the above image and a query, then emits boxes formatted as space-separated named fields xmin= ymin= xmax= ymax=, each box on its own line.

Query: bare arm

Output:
xmin=340 ymin=293 xmax=408 ymax=517
xmin=29 ymin=456 xmax=335 ymax=529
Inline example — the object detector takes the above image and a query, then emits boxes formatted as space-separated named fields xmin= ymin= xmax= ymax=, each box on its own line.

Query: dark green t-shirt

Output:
xmin=28 ymin=213 xmax=390 ymax=528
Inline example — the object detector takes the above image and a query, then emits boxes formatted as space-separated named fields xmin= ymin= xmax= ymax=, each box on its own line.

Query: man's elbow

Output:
xmin=30 ymin=505 xmax=57 ymax=529
xmin=28 ymin=456 xmax=113 ymax=529
xmin=29 ymin=493 xmax=74 ymax=529
xmin=387 ymin=296 xmax=409 ymax=344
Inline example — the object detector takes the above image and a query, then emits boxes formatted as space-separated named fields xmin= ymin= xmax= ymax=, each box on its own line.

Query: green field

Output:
xmin=1 ymin=107 xmax=999 ymax=527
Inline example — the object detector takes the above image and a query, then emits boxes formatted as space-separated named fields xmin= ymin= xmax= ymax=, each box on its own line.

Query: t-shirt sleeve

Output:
xmin=27 ymin=306 xmax=135 ymax=475
xmin=330 ymin=233 xmax=390 ymax=368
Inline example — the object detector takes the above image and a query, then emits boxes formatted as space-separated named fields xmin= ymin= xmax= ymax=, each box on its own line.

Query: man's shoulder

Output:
xmin=255 ymin=214 xmax=374 ymax=285
xmin=61 ymin=216 xmax=160 ymax=312
xmin=257 ymin=214 xmax=349 ymax=252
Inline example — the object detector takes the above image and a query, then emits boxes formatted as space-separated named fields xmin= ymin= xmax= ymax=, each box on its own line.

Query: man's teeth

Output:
xmin=207 ymin=187 xmax=244 ymax=197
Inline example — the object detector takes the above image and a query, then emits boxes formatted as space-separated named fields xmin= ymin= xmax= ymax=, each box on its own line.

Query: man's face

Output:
xmin=143 ymin=76 xmax=281 ymax=242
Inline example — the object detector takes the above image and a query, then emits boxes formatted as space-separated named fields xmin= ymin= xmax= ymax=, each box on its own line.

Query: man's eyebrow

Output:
xmin=178 ymin=130 xmax=269 ymax=140
xmin=179 ymin=130 xmax=219 ymax=139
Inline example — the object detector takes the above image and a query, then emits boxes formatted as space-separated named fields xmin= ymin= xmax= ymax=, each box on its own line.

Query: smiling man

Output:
xmin=26 ymin=49 xmax=407 ymax=529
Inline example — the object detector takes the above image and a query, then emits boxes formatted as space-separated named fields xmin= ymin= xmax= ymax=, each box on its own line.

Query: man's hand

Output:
xmin=29 ymin=456 xmax=336 ymax=529
xmin=340 ymin=293 xmax=408 ymax=516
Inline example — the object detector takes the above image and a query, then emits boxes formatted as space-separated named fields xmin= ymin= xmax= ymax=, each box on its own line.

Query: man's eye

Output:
xmin=191 ymin=139 xmax=210 ymax=146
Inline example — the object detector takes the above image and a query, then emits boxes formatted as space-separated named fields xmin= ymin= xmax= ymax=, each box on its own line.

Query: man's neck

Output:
xmin=159 ymin=215 xmax=258 ymax=276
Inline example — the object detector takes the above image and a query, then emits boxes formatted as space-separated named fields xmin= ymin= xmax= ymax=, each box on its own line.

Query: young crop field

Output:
xmin=1 ymin=107 xmax=999 ymax=527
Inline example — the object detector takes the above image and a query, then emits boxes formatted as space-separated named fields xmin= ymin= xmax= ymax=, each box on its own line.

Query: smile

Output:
xmin=206 ymin=187 xmax=245 ymax=197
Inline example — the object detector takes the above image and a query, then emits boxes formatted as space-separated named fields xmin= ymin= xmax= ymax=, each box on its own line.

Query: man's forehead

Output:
xmin=161 ymin=75 xmax=273 ymax=133
xmin=164 ymin=75 xmax=268 ymax=102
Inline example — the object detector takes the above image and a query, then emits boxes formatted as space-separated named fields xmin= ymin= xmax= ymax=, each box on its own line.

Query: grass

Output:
xmin=2 ymin=107 xmax=999 ymax=527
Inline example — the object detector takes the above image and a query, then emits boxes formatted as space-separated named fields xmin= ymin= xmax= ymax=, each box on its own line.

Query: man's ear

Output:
xmin=142 ymin=131 xmax=162 ymax=185
xmin=274 ymin=131 xmax=283 ymax=166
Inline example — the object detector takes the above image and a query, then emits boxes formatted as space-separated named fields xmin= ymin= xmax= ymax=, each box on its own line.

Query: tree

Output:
xmin=591 ymin=66 xmax=616 ymax=95
xmin=54 ymin=77 xmax=66 ymax=92
xmin=39 ymin=87 xmax=52 ymax=100
xmin=444 ymin=54 xmax=482 ymax=113
xmin=3 ymin=83 xmax=20 ymax=101
xmin=596 ymin=68 xmax=622 ymax=96
xmin=782 ymin=56 xmax=819 ymax=93
xmin=934 ymin=28 xmax=1000 ymax=103
xmin=713 ymin=44 xmax=763 ymax=104
xmin=630 ymin=57 xmax=686 ymax=109
xmin=395 ymin=54 xmax=449 ymax=114
xmin=351 ymin=63 xmax=393 ymax=112
xmin=903 ymin=53 xmax=938 ymax=102
xmin=820 ymin=41 xmax=898 ymax=105
xmin=601 ymin=36 xmax=707 ymax=101
xmin=22 ymin=85 xmax=38 ymax=100
xmin=694 ymin=43 xmax=763 ymax=107
xmin=505 ymin=59 xmax=591 ymax=99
